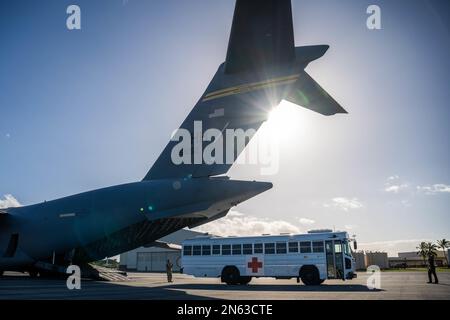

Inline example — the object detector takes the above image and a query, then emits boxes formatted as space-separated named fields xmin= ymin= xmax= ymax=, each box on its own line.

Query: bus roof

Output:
xmin=183 ymin=231 xmax=349 ymax=244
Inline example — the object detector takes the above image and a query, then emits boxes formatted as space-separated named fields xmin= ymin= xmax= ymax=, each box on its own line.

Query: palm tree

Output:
xmin=437 ymin=239 xmax=449 ymax=267
xmin=416 ymin=242 xmax=428 ymax=266
xmin=425 ymin=242 xmax=438 ymax=257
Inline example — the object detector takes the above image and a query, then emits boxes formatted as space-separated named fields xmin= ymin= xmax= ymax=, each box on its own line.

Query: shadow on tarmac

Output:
xmin=0 ymin=275 xmax=217 ymax=300
xmin=164 ymin=283 xmax=383 ymax=292
xmin=0 ymin=274 xmax=384 ymax=300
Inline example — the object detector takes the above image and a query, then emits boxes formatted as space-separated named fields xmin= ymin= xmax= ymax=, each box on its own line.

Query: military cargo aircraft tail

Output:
xmin=144 ymin=0 xmax=346 ymax=181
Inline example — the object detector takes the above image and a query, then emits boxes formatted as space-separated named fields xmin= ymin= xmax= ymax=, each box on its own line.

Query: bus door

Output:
xmin=325 ymin=240 xmax=345 ymax=280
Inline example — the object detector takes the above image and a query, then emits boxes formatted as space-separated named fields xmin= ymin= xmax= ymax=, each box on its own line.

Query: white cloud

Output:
xmin=298 ymin=218 xmax=315 ymax=226
xmin=384 ymin=175 xmax=409 ymax=193
xmin=344 ymin=224 xmax=357 ymax=230
xmin=0 ymin=194 xmax=21 ymax=209
xmin=194 ymin=210 xmax=301 ymax=237
xmin=384 ymin=176 xmax=450 ymax=196
xmin=323 ymin=197 xmax=363 ymax=211
xmin=416 ymin=184 xmax=450 ymax=195
xmin=358 ymin=238 xmax=431 ymax=257
xmin=384 ymin=184 xmax=409 ymax=193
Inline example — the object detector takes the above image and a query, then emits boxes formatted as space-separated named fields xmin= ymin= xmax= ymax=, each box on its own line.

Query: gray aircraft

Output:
xmin=0 ymin=0 xmax=346 ymax=277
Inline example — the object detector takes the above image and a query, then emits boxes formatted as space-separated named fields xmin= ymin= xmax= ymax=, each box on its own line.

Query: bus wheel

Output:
xmin=238 ymin=276 xmax=252 ymax=285
xmin=299 ymin=266 xmax=321 ymax=286
xmin=221 ymin=266 xmax=240 ymax=285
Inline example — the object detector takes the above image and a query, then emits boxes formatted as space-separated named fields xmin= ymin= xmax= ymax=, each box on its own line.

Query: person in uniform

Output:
xmin=166 ymin=259 xmax=173 ymax=283
xmin=427 ymin=254 xmax=439 ymax=284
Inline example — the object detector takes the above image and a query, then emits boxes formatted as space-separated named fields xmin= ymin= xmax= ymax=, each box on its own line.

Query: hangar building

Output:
xmin=388 ymin=251 xmax=447 ymax=268
xmin=119 ymin=229 xmax=207 ymax=272
xmin=352 ymin=251 xmax=389 ymax=270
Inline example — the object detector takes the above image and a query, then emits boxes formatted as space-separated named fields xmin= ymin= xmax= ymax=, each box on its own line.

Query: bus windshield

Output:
xmin=343 ymin=241 xmax=352 ymax=256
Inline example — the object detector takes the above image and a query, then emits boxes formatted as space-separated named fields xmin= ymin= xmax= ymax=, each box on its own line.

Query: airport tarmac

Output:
xmin=0 ymin=271 xmax=449 ymax=300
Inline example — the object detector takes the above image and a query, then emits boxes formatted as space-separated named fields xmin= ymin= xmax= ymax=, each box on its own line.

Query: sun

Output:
xmin=267 ymin=101 xmax=300 ymax=128
xmin=255 ymin=99 xmax=316 ymax=151
xmin=265 ymin=100 xmax=310 ymax=138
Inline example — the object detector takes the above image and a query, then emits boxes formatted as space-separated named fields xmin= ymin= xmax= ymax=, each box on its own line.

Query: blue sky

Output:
xmin=0 ymin=0 xmax=449 ymax=255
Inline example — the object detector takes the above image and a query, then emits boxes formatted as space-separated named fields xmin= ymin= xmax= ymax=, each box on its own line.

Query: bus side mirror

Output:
xmin=353 ymin=241 xmax=357 ymax=250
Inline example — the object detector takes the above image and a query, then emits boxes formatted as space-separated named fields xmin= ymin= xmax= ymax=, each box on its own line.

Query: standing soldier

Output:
xmin=166 ymin=259 xmax=173 ymax=283
xmin=427 ymin=254 xmax=439 ymax=284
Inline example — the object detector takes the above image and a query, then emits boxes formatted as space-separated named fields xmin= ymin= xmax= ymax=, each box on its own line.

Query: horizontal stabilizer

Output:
xmin=285 ymin=71 xmax=347 ymax=116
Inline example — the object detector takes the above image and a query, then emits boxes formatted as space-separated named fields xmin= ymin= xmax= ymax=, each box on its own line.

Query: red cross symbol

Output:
xmin=247 ymin=257 xmax=263 ymax=273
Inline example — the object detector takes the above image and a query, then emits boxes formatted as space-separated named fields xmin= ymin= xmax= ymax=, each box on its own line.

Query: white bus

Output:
xmin=181 ymin=230 xmax=357 ymax=285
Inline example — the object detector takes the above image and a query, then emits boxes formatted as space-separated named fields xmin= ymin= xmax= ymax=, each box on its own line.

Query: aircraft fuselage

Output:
xmin=0 ymin=178 xmax=271 ymax=270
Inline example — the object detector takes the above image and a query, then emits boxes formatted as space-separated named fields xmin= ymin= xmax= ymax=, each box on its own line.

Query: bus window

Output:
xmin=183 ymin=245 xmax=192 ymax=256
xmin=300 ymin=241 xmax=312 ymax=253
xmin=243 ymin=244 xmax=252 ymax=254
xmin=254 ymin=243 xmax=263 ymax=254
xmin=334 ymin=242 xmax=342 ymax=253
xmin=264 ymin=243 xmax=275 ymax=254
xmin=312 ymin=241 xmax=324 ymax=253
xmin=212 ymin=245 xmax=221 ymax=255
xmin=276 ymin=242 xmax=287 ymax=254
xmin=193 ymin=245 xmax=201 ymax=256
xmin=343 ymin=241 xmax=351 ymax=256
xmin=202 ymin=245 xmax=211 ymax=255
xmin=232 ymin=244 xmax=242 ymax=255
xmin=222 ymin=244 xmax=231 ymax=255
xmin=288 ymin=241 xmax=298 ymax=253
